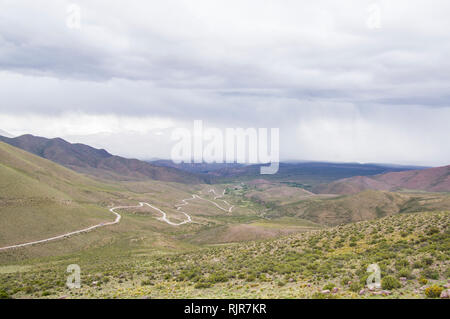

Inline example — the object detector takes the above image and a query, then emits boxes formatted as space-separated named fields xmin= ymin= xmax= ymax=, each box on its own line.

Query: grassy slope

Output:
xmin=0 ymin=210 xmax=447 ymax=298
xmin=235 ymin=180 xmax=450 ymax=226
xmin=0 ymin=141 xmax=128 ymax=246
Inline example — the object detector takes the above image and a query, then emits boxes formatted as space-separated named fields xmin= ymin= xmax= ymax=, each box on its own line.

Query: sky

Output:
xmin=0 ymin=0 xmax=449 ymax=166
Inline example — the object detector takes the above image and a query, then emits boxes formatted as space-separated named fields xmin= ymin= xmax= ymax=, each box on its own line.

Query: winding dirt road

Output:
xmin=0 ymin=188 xmax=231 ymax=251
xmin=0 ymin=205 xmax=122 ymax=251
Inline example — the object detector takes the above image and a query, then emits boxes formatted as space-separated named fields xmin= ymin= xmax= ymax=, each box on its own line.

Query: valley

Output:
xmin=0 ymin=137 xmax=448 ymax=299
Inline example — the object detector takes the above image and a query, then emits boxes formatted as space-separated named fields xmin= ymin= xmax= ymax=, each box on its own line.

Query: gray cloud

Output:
xmin=0 ymin=0 xmax=449 ymax=165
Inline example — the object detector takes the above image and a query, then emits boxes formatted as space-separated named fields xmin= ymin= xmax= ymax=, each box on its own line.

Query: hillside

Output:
xmin=1 ymin=210 xmax=447 ymax=298
xmin=313 ymin=165 xmax=450 ymax=195
xmin=0 ymin=135 xmax=210 ymax=184
xmin=0 ymin=141 xmax=127 ymax=247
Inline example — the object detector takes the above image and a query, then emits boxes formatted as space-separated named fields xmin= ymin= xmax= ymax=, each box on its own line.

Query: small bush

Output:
xmin=349 ymin=281 xmax=362 ymax=293
xmin=381 ymin=276 xmax=401 ymax=290
xmin=141 ymin=280 xmax=152 ymax=286
xmin=421 ymin=268 xmax=439 ymax=280
xmin=194 ymin=282 xmax=212 ymax=289
xmin=323 ymin=283 xmax=335 ymax=291
xmin=423 ymin=257 xmax=434 ymax=266
xmin=341 ymin=277 xmax=351 ymax=286
xmin=424 ymin=285 xmax=443 ymax=298
xmin=0 ymin=289 xmax=11 ymax=299
xmin=418 ymin=277 xmax=428 ymax=285
xmin=398 ymin=268 xmax=413 ymax=279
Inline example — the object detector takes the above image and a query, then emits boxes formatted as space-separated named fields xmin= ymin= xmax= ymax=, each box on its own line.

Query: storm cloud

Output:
xmin=0 ymin=0 xmax=449 ymax=165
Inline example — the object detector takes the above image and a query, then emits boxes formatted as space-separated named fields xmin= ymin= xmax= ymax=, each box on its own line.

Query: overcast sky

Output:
xmin=0 ymin=0 xmax=449 ymax=166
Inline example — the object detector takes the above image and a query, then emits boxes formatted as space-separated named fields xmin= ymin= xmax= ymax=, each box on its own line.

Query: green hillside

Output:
xmin=0 ymin=210 xmax=447 ymax=298
xmin=0 ymin=142 xmax=126 ymax=246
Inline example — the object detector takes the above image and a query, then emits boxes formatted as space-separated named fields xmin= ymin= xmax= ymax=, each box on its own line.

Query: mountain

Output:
xmin=313 ymin=165 xmax=450 ymax=194
xmin=162 ymin=161 xmax=422 ymax=188
xmin=0 ymin=135 xmax=210 ymax=184
xmin=0 ymin=141 xmax=125 ymax=247
xmin=149 ymin=160 xmax=245 ymax=174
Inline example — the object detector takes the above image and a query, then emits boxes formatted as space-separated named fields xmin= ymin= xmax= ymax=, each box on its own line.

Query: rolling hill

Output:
xmin=0 ymin=134 xmax=210 ymax=184
xmin=0 ymin=141 xmax=128 ymax=247
xmin=313 ymin=165 xmax=450 ymax=195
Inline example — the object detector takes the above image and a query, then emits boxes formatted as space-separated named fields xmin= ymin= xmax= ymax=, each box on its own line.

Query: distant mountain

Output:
xmin=149 ymin=160 xmax=246 ymax=174
xmin=0 ymin=129 xmax=14 ymax=138
xmin=0 ymin=135 xmax=210 ymax=184
xmin=152 ymin=161 xmax=420 ymax=180
xmin=161 ymin=161 xmax=421 ymax=187
xmin=313 ymin=165 xmax=450 ymax=194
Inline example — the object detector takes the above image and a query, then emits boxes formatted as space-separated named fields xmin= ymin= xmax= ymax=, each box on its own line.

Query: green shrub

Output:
xmin=381 ymin=276 xmax=401 ymax=290
xmin=421 ymin=268 xmax=439 ymax=280
xmin=398 ymin=268 xmax=413 ymax=279
xmin=194 ymin=281 xmax=212 ymax=289
xmin=349 ymin=281 xmax=362 ymax=293
xmin=395 ymin=258 xmax=409 ymax=270
xmin=424 ymin=285 xmax=443 ymax=298
xmin=208 ymin=272 xmax=229 ymax=283
xmin=419 ymin=277 xmax=428 ymax=285
xmin=323 ymin=283 xmax=335 ymax=291
xmin=141 ymin=279 xmax=152 ymax=286
xmin=0 ymin=289 xmax=11 ymax=299
xmin=423 ymin=257 xmax=434 ymax=266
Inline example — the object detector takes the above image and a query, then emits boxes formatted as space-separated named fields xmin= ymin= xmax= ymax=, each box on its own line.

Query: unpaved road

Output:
xmin=0 ymin=205 xmax=122 ymax=251
xmin=0 ymin=188 xmax=231 ymax=251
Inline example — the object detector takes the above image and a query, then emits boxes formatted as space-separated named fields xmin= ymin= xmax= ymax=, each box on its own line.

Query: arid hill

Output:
xmin=313 ymin=165 xmax=450 ymax=195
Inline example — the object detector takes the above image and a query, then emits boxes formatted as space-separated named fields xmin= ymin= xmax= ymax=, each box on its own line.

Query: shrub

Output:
xmin=421 ymin=269 xmax=439 ymax=280
xmin=349 ymin=281 xmax=362 ymax=293
xmin=423 ymin=257 xmax=434 ymax=266
xmin=194 ymin=282 xmax=212 ymax=289
xmin=419 ymin=277 xmax=428 ymax=285
xmin=381 ymin=276 xmax=401 ymax=290
xmin=0 ymin=289 xmax=11 ymax=299
xmin=398 ymin=268 xmax=413 ymax=279
xmin=395 ymin=259 xmax=409 ymax=270
xmin=141 ymin=280 xmax=152 ymax=286
xmin=323 ymin=283 xmax=335 ymax=291
xmin=208 ymin=272 xmax=229 ymax=283
xmin=424 ymin=285 xmax=443 ymax=298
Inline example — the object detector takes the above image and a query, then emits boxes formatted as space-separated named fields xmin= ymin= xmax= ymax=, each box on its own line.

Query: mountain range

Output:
xmin=0 ymin=134 xmax=210 ymax=184
xmin=1 ymin=133 xmax=449 ymax=194
xmin=313 ymin=165 xmax=450 ymax=194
